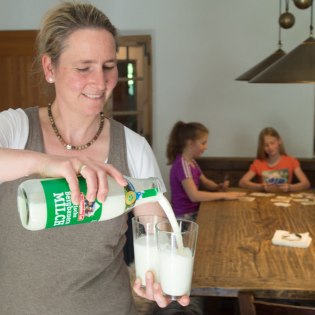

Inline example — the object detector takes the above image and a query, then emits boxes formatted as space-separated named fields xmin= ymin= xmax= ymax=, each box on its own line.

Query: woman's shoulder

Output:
xmin=124 ymin=125 xmax=145 ymax=141
xmin=123 ymin=125 xmax=148 ymax=151
xmin=0 ymin=107 xmax=29 ymax=149
xmin=0 ymin=107 xmax=28 ymax=120
xmin=123 ymin=126 xmax=165 ymax=189
xmin=0 ymin=107 xmax=29 ymax=132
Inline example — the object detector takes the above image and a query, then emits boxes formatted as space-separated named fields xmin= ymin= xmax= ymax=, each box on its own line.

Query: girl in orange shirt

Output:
xmin=239 ymin=127 xmax=310 ymax=192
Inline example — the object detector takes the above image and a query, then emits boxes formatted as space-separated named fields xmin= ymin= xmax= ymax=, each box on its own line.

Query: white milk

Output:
xmin=159 ymin=247 xmax=194 ymax=297
xmin=158 ymin=196 xmax=184 ymax=251
xmin=157 ymin=196 xmax=195 ymax=297
xmin=133 ymin=195 xmax=195 ymax=295
xmin=134 ymin=234 xmax=159 ymax=286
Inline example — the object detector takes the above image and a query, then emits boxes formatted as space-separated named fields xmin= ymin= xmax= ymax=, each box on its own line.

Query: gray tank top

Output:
xmin=0 ymin=107 xmax=137 ymax=315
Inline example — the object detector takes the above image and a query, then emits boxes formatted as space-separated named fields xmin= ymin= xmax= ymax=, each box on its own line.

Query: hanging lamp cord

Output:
xmin=310 ymin=0 xmax=314 ymax=36
xmin=278 ymin=0 xmax=283 ymax=49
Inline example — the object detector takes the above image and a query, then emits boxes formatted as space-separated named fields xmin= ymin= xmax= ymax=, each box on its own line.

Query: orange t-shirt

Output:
xmin=249 ymin=155 xmax=299 ymax=184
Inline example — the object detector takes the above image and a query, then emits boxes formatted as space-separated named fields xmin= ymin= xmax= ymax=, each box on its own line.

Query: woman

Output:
xmin=0 ymin=2 xmax=189 ymax=314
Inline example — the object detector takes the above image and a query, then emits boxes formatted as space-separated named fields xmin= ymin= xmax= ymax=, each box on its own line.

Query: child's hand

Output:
xmin=278 ymin=183 xmax=290 ymax=192
xmin=263 ymin=183 xmax=283 ymax=193
xmin=223 ymin=191 xmax=246 ymax=200
xmin=218 ymin=180 xmax=230 ymax=191
xmin=218 ymin=174 xmax=230 ymax=191
xmin=263 ymin=183 xmax=274 ymax=192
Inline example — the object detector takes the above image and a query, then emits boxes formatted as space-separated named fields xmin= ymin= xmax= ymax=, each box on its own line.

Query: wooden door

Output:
xmin=0 ymin=30 xmax=49 ymax=111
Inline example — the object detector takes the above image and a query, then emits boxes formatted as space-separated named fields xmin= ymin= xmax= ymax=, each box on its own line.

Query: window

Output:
xmin=106 ymin=35 xmax=153 ymax=144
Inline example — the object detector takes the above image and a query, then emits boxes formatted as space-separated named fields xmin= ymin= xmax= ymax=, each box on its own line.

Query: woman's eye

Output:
xmin=103 ymin=65 xmax=115 ymax=71
xmin=77 ymin=67 xmax=89 ymax=72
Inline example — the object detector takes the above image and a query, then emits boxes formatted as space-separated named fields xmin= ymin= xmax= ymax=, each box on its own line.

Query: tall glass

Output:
xmin=132 ymin=215 xmax=164 ymax=287
xmin=156 ymin=219 xmax=198 ymax=300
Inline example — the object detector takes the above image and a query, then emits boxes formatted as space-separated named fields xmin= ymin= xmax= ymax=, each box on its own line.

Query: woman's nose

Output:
xmin=92 ymin=70 xmax=107 ymax=90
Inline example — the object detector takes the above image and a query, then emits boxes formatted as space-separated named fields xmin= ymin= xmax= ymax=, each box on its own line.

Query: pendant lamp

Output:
xmin=294 ymin=0 xmax=312 ymax=9
xmin=279 ymin=0 xmax=295 ymax=29
xmin=236 ymin=0 xmax=286 ymax=81
xmin=250 ymin=0 xmax=315 ymax=83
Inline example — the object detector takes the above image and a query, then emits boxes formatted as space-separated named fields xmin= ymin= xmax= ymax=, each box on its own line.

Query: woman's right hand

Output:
xmin=39 ymin=155 xmax=127 ymax=204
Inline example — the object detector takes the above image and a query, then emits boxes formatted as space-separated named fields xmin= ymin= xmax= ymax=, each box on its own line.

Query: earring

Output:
xmin=48 ymin=77 xmax=54 ymax=83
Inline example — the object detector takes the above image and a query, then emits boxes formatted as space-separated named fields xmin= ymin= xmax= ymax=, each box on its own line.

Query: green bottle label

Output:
xmin=125 ymin=179 xmax=159 ymax=209
xmin=40 ymin=177 xmax=160 ymax=229
xmin=41 ymin=177 xmax=102 ymax=228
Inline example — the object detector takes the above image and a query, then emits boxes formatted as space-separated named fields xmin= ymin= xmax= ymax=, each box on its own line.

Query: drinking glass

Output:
xmin=132 ymin=215 xmax=164 ymax=287
xmin=156 ymin=219 xmax=198 ymax=300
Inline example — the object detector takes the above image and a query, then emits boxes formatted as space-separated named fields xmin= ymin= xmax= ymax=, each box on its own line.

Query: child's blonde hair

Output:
xmin=166 ymin=121 xmax=208 ymax=164
xmin=256 ymin=127 xmax=287 ymax=159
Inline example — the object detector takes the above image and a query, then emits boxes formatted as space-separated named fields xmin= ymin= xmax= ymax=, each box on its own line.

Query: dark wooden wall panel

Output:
xmin=0 ymin=30 xmax=51 ymax=111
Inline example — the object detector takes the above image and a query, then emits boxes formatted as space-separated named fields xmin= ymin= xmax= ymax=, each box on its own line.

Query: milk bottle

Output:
xmin=17 ymin=176 xmax=163 ymax=231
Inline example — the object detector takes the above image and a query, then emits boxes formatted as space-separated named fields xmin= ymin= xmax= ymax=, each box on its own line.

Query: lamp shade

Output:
xmin=235 ymin=48 xmax=286 ymax=81
xmin=250 ymin=36 xmax=315 ymax=83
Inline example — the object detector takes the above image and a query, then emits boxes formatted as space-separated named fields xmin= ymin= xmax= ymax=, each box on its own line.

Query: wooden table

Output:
xmin=191 ymin=191 xmax=315 ymax=300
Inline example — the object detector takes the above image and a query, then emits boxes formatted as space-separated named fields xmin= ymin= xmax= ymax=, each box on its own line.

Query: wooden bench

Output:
xmin=196 ymin=157 xmax=315 ymax=187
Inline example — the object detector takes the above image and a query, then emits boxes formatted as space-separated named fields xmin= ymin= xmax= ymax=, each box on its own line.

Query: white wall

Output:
xmin=1 ymin=0 xmax=314 ymax=189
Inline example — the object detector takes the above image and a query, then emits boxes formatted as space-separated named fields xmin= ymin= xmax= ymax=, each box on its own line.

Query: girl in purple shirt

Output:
xmin=167 ymin=121 xmax=245 ymax=218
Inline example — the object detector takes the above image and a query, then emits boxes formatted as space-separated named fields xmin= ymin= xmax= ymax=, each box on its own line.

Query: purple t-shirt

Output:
xmin=170 ymin=155 xmax=202 ymax=216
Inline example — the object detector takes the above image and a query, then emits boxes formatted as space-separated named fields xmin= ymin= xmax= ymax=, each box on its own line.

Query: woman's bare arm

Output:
xmin=0 ymin=148 xmax=126 ymax=203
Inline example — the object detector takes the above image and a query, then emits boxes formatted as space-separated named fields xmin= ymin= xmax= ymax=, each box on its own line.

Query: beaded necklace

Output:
xmin=47 ymin=103 xmax=105 ymax=150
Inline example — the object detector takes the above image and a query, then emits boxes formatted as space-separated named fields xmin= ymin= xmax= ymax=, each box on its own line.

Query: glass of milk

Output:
xmin=156 ymin=219 xmax=198 ymax=300
xmin=132 ymin=215 xmax=165 ymax=287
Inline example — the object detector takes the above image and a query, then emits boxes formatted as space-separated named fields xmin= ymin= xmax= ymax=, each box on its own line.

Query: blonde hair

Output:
xmin=34 ymin=1 xmax=118 ymax=95
xmin=166 ymin=121 xmax=208 ymax=164
xmin=256 ymin=127 xmax=287 ymax=159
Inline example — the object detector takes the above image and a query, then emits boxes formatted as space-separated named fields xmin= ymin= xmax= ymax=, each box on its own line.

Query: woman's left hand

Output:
xmin=133 ymin=271 xmax=190 ymax=308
